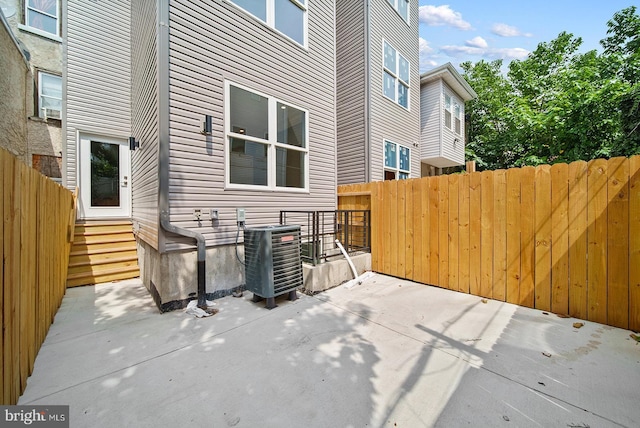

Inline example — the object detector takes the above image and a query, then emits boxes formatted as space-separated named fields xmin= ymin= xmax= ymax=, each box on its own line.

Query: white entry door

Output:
xmin=79 ymin=135 xmax=131 ymax=218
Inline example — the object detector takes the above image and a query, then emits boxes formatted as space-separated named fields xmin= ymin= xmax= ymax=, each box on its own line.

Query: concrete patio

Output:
xmin=19 ymin=274 xmax=640 ymax=427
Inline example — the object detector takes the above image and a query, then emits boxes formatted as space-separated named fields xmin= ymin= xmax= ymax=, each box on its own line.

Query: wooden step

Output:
xmin=74 ymin=221 xmax=133 ymax=234
xmin=71 ymin=234 xmax=136 ymax=246
xmin=67 ymin=258 xmax=139 ymax=275
xmin=69 ymin=242 xmax=137 ymax=257
xmin=66 ymin=219 xmax=140 ymax=287
xmin=68 ymin=250 xmax=139 ymax=268
xmin=66 ymin=265 xmax=141 ymax=288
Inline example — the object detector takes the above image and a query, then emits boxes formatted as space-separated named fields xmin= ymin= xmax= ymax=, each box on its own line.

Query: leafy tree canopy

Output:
xmin=462 ymin=7 xmax=640 ymax=170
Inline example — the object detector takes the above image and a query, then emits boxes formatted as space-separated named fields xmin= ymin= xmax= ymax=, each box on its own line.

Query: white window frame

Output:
xmin=383 ymin=140 xmax=410 ymax=180
xmin=386 ymin=0 xmax=410 ymax=23
xmin=383 ymin=40 xmax=410 ymax=110
xmin=444 ymin=93 xmax=452 ymax=130
xmin=224 ymin=81 xmax=310 ymax=192
xmin=19 ymin=0 xmax=62 ymax=41
xmin=454 ymin=102 xmax=462 ymax=135
xmin=37 ymin=71 xmax=62 ymax=119
xmin=229 ymin=0 xmax=308 ymax=48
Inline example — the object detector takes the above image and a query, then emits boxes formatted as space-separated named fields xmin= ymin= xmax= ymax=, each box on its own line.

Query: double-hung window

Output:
xmin=226 ymin=82 xmax=308 ymax=190
xmin=384 ymin=140 xmax=410 ymax=180
xmin=454 ymin=102 xmax=462 ymax=134
xmin=383 ymin=41 xmax=410 ymax=109
xmin=444 ymin=94 xmax=452 ymax=130
xmin=23 ymin=0 xmax=60 ymax=38
xmin=38 ymin=71 xmax=62 ymax=119
xmin=231 ymin=0 xmax=307 ymax=47
xmin=387 ymin=0 xmax=409 ymax=23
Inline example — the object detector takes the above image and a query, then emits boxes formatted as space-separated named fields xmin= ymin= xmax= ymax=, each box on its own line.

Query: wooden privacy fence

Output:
xmin=1 ymin=148 xmax=77 ymax=405
xmin=338 ymin=156 xmax=640 ymax=332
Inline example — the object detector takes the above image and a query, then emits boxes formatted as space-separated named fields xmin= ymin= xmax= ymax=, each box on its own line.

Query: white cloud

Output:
xmin=440 ymin=44 xmax=530 ymax=61
xmin=420 ymin=37 xmax=435 ymax=55
xmin=466 ymin=36 xmax=488 ymax=49
xmin=419 ymin=5 xmax=472 ymax=30
xmin=419 ymin=37 xmax=439 ymax=70
xmin=491 ymin=23 xmax=533 ymax=38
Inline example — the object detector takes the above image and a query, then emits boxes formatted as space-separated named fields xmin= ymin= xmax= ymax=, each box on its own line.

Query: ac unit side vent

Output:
xmin=244 ymin=225 xmax=303 ymax=309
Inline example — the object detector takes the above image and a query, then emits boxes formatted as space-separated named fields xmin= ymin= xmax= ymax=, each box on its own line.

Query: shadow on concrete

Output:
xmin=20 ymin=280 xmax=380 ymax=428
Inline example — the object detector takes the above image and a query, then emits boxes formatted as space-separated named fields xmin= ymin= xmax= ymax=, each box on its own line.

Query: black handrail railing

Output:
xmin=280 ymin=210 xmax=371 ymax=265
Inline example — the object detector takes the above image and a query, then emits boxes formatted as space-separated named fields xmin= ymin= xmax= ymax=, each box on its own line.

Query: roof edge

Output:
xmin=0 ymin=8 xmax=31 ymax=70
xmin=420 ymin=62 xmax=477 ymax=101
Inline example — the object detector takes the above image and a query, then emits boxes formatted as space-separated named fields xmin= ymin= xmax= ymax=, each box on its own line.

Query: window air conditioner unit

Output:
xmin=244 ymin=224 xmax=303 ymax=309
xmin=42 ymin=108 xmax=61 ymax=120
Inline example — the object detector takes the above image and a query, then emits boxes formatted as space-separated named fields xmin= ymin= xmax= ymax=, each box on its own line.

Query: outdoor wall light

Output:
xmin=129 ymin=136 xmax=139 ymax=151
xmin=202 ymin=115 xmax=213 ymax=135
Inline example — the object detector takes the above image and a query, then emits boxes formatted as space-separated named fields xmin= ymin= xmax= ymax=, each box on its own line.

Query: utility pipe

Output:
xmin=335 ymin=239 xmax=358 ymax=279
xmin=160 ymin=212 xmax=207 ymax=309
xmin=157 ymin=1 xmax=208 ymax=311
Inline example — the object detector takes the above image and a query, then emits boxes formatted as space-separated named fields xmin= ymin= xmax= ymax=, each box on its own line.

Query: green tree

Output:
xmin=601 ymin=6 xmax=640 ymax=84
xmin=461 ymin=59 xmax=517 ymax=169
xmin=462 ymin=7 xmax=640 ymax=170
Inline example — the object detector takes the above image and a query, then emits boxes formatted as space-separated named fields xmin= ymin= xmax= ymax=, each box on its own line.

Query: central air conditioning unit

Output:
xmin=244 ymin=224 xmax=303 ymax=309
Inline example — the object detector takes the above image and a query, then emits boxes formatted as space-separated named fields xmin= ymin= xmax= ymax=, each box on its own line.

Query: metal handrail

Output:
xmin=280 ymin=210 xmax=371 ymax=265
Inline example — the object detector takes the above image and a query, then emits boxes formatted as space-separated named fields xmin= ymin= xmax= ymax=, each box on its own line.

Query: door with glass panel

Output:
xmin=79 ymin=135 xmax=131 ymax=218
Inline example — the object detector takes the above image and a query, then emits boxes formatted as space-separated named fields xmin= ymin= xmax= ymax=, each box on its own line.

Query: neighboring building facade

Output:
xmin=65 ymin=0 xmax=337 ymax=310
xmin=2 ymin=0 xmax=63 ymax=180
xmin=336 ymin=0 xmax=421 ymax=183
xmin=420 ymin=62 xmax=477 ymax=173
xmin=0 ymin=7 xmax=30 ymax=163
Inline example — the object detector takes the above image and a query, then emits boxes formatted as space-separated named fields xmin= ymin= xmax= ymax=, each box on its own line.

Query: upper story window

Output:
xmin=384 ymin=140 xmax=410 ymax=180
xmin=38 ymin=71 xmax=62 ymax=119
xmin=444 ymin=94 xmax=452 ymax=129
xmin=231 ymin=0 xmax=307 ymax=47
xmin=444 ymin=92 xmax=463 ymax=135
xmin=226 ymin=82 xmax=308 ymax=191
xmin=383 ymin=41 xmax=410 ymax=109
xmin=387 ymin=0 xmax=409 ymax=23
xmin=24 ymin=0 xmax=60 ymax=38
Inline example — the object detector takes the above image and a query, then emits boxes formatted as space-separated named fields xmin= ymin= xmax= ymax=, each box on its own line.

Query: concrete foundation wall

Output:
xmin=137 ymin=237 xmax=372 ymax=311
xmin=137 ymin=240 xmax=246 ymax=311
xmin=303 ymin=253 xmax=372 ymax=294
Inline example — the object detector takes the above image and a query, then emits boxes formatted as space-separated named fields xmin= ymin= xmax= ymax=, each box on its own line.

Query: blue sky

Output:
xmin=418 ymin=1 xmax=637 ymax=72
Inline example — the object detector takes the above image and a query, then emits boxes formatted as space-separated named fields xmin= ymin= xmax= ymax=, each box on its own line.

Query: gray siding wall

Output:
xmin=441 ymin=82 xmax=464 ymax=165
xmin=420 ymin=80 xmax=441 ymax=159
xmin=131 ymin=0 xmax=160 ymax=249
xmin=64 ymin=0 xmax=131 ymax=189
xmin=368 ymin=0 xmax=420 ymax=181
xmin=336 ymin=0 xmax=366 ymax=185
xmin=165 ymin=0 xmax=337 ymax=250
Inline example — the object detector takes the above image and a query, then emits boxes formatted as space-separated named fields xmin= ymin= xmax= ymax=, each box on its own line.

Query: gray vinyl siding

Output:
xmin=336 ymin=1 xmax=366 ymax=185
xmin=368 ymin=0 xmax=420 ymax=180
xmin=165 ymin=0 xmax=337 ymax=250
xmin=131 ymin=0 xmax=160 ymax=249
xmin=420 ymin=80 xmax=441 ymax=160
xmin=64 ymin=0 xmax=131 ymax=189
xmin=441 ymin=83 xmax=464 ymax=165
